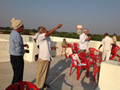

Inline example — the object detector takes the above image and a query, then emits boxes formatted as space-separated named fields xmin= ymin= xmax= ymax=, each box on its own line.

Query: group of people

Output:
xmin=61 ymin=29 xmax=117 ymax=61
xmin=79 ymin=29 xmax=117 ymax=61
xmin=9 ymin=17 xmax=62 ymax=89
xmin=9 ymin=17 xmax=117 ymax=89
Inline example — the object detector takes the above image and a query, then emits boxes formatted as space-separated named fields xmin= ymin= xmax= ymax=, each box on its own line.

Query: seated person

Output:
xmin=61 ymin=38 xmax=69 ymax=48
xmin=61 ymin=38 xmax=73 ymax=57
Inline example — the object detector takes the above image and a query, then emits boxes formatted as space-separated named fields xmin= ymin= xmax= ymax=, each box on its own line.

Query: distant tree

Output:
xmin=6 ymin=26 xmax=12 ymax=30
xmin=31 ymin=29 xmax=37 ymax=33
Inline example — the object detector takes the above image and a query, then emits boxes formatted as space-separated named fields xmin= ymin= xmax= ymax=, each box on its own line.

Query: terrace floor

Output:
xmin=0 ymin=55 xmax=99 ymax=90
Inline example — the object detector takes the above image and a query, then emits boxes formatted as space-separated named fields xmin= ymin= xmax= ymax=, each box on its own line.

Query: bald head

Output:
xmin=84 ymin=29 xmax=89 ymax=35
xmin=38 ymin=26 xmax=47 ymax=34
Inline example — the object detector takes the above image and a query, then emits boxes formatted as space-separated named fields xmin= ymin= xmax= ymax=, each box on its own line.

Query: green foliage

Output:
xmin=6 ymin=26 xmax=12 ymax=30
xmin=1 ymin=26 xmax=120 ymax=41
xmin=2 ymin=30 xmax=11 ymax=34
xmin=51 ymin=31 xmax=79 ymax=39
xmin=91 ymin=34 xmax=104 ymax=41
xmin=21 ymin=30 xmax=31 ymax=35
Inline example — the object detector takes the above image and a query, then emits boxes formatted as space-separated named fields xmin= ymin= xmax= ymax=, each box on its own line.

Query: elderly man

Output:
xmin=61 ymin=38 xmax=73 ymax=57
xmin=79 ymin=29 xmax=92 ymax=52
xmin=98 ymin=33 xmax=114 ymax=61
xmin=36 ymin=24 xmax=62 ymax=89
xmin=9 ymin=18 xmax=29 ymax=84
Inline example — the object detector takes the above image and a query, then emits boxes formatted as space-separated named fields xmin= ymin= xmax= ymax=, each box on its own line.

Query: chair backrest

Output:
xmin=70 ymin=54 xmax=81 ymax=66
xmin=68 ymin=43 xmax=73 ymax=48
xmin=111 ymin=45 xmax=120 ymax=54
xmin=89 ymin=47 xmax=101 ymax=57
xmin=94 ymin=57 xmax=104 ymax=68
xmin=73 ymin=43 xmax=79 ymax=52
xmin=5 ymin=81 xmax=39 ymax=90
xmin=78 ymin=52 xmax=88 ymax=63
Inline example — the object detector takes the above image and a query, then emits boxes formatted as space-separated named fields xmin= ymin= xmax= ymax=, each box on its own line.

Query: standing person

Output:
xmin=79 ymin=29 xmax=92 ymax=52
xmin=98 ymin=33 xmax=114 ymax=61
xmin=112 ymin=33 xmax=117 ymax=44
xmin=36 ymin=24 xmax=63 ymax=89
xmin=61 ymin=38 xmax=73 ymax=57
xmin=9 ymin=18 xmax=29 ymax=84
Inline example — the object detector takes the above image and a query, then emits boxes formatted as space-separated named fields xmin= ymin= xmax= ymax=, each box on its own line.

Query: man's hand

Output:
xmin=25 ymin=50 xmax=29 ymax=53
xmin=57 ymin=24 xmax=63 ymax=28
xmin=24 ymin=44 xmax=29 ymax=48
xmin=88 ymin=36 xmax=92 ymax=40
xmin=85 ymin=36 xmax=92 ymax=41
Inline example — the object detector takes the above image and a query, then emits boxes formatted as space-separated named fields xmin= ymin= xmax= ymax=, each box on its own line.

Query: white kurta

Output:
xmin=38 ymin=33 xmax=52 ymax=61
xmin=101 ymin=36 xmax=113 ymax=60
xmin=79 ymin=33 xmax=89 ymax=50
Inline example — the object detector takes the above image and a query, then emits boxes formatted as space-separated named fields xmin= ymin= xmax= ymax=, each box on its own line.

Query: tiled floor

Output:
xmin=0 ymin=56 xmax=98 ymax=90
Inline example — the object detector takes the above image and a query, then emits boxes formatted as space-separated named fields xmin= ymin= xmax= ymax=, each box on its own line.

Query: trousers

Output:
xmin=36 ymin=59 xmax=50 ymax=89
xmin=102 ymin=51 xmax=111 ymax=61
xmin=10 ymin=55 xmax=24 ymax=84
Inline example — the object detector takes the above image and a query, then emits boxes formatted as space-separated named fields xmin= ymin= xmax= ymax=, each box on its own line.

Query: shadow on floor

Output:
xmin=31 ymin=58 xmax=73 ymax=89
xmin=47 ymin=74 xmax=73 ymax=90
xmin=46 ymin=58 xmax=72 ymax=85
xmin=81 ymin=72 xmax=98 ymax=90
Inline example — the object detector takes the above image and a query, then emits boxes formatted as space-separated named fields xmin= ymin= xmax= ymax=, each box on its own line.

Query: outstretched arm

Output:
xmin=45 ymin=24 xmax=63 ymax=37
xmin=98 ymin=44 xmax=103 ymax=50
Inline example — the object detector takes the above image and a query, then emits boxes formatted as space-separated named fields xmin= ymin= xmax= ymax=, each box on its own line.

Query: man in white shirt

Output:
xmin=34 ymin=26 xmax=44 ymax=61
xmin=98 ymin=33 xmax=114 ymax=61
xmin=36 ymin=24 xmax=62 ymax=89
xmin=79 ymin=29 xmax=92 ymax=52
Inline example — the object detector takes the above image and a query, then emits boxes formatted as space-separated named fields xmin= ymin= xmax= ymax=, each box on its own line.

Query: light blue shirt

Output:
xmin=9 ymin=30 xmax=25 ymax=56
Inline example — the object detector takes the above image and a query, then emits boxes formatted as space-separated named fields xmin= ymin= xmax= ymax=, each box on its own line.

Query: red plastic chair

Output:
xmin=61 ymin=46 xmax=67 ymax=58
xmin=78 ymin=52 xmax=93 ymax=77
xmin=68 ymin=43 xmax=74 ymax=52
xmin=73 ymin=43 xmax=79 ymax=53
xmin=110 ymin=45 xmax=120 ymax=60
xmin=89 ymin=47 xmax=101 ymax=62
xmin=69 ymin=53 xmax=89 ymax=80
xmin=68 ymin=43 xmax=73 ymax=47
xmin=5 ymin=81 xmax=39 ymax=90
xmin=93 ymin=57 xmax=104 ymax=81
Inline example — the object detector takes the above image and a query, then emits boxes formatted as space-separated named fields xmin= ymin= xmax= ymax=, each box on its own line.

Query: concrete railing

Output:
xmin=0 ymin=34 xmax=33 ymax=42
xmin=0 ymin=34 xmax=120 ymax=62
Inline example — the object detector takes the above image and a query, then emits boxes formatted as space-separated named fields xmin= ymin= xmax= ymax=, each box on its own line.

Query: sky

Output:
xmin=0 ymin=0 xmax=120 ymax=35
